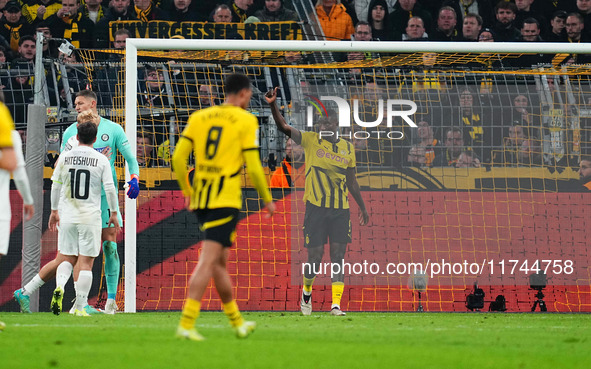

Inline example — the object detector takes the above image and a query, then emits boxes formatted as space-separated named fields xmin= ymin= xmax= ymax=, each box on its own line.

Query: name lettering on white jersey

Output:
xmin=63 ymin=156 xmax=99 ymax=167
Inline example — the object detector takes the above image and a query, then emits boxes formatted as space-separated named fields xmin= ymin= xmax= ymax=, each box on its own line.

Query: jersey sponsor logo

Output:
xmin=197 ymin=164 xmax=222 ymax=174
xmin=95 ymin=146 xmax=108 ymax=154
xmin=316 ymin=148 xmax=349 ymax=165
xmin=101 ymin=134 xmax=109 ymax=141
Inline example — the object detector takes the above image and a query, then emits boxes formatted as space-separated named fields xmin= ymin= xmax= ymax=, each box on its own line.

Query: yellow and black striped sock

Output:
xmin=179 ymin=298 xmax=201 ymax=330
xmin=223 ymin=300 xmax=244 ymax=328
xmin=332 ymin=282 xmax=345 ymax=307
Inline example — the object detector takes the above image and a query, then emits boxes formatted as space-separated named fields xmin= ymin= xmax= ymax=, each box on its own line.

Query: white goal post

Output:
xmin=123 ymin=39 xmax=591 ymax=312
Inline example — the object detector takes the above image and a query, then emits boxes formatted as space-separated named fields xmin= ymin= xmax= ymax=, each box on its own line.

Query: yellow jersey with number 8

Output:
xmin=180 ymin=105 xmax=259 ymax=210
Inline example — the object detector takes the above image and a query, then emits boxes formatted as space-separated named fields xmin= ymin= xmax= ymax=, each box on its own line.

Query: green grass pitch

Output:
xmin=0 ymin=312 xmax=589 ymax=369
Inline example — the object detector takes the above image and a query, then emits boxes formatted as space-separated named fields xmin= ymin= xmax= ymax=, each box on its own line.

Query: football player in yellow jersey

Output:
xmin=0 ymin=100 xmax=17 ymax=173
xmin=172 ymin=73 xmax=275 ymax=341
xmin=265 ymin=87 xmax=370 ymax=316
xmin=0 ymin=95 xmax=17 ymax=331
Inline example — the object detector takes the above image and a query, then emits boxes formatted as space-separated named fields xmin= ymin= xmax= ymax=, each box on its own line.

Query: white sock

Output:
xmin=55 ymin=261 xmax=73 ymax=290
xmin=75 ymin=271 xmax=92 ymax=310
xmin=23 ymin=275 xmax=45 ymax=296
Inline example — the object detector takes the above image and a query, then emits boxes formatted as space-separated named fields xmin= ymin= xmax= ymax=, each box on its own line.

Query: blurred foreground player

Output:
xmin=172 ymin=73 xmax=275 ymax=341
xmin=1 ymin=94 xmax=34 ymax=330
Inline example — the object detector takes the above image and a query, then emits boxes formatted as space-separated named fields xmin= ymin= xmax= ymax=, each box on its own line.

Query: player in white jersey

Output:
xmin=13 ymin=111 xmax=109 ymax=314
xmin=15 ymin=95 xmax=138 ymax=314
xmin=48 ymin=120 xmax=119 ymax=316
xmin=62 ymin=90 xmax=139 ymax=314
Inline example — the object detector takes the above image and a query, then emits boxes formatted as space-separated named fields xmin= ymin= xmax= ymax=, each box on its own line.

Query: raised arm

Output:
xmin=346 ymin=167 xmax=369 ymax=226
xmin=264 ymin=87 xmax=302 ymax=145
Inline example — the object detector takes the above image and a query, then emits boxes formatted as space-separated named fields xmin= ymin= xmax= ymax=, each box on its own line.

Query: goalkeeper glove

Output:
xmin=126 ymin=174 xmax=140 ymax=199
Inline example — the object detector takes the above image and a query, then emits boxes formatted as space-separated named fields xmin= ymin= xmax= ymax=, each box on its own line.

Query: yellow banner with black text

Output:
xmin=109 ymin=21 xmax=303 ymax=42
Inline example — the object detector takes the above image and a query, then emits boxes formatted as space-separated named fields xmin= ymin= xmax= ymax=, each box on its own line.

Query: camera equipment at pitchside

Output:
xmin=530 ymin=271 xmax=547 ymax=312
xmin=466 ymin=282 xmax=485 ymax=311
xmin=489 ymin=295 xmax=507 ymax=312
xmin=408 ymin=271 xmax=428 ymax=312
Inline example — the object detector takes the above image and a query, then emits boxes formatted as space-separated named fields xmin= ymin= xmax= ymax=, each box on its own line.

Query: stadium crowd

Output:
xmin=0 ymin=0 xmax=589 ymax=58
xmin=0 ymin=0 xmax=589 ymax=171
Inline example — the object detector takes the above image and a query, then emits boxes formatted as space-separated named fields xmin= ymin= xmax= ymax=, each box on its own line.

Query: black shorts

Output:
xmin=194 ymin=208 xmax=240 ymax=247
xmin=303 ymin=202 xmax=351 ymax=248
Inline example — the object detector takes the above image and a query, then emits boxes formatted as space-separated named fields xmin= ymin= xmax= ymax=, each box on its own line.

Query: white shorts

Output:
xmin=0 ymin=220 xmax=9 ymax=255
xmin=58 ymin=223 xmax=102 ymax=258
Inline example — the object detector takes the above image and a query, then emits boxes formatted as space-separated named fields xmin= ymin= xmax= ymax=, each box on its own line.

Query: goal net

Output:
xmin=77 ymin=39 xmax=590 ymax=313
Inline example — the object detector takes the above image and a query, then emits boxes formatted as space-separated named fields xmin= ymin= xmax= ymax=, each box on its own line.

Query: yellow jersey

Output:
xmin=180 ymin=105 xmax=259 ymax=210
xmin=300 ymin=131 xmax=355 ymax=209
xmin=0 ymin=103 xmax=15 ymax=148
